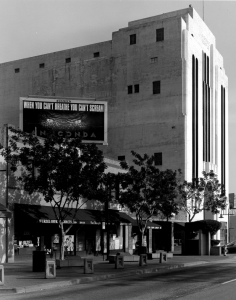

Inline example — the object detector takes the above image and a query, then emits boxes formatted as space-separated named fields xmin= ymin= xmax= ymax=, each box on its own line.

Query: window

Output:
xmin=15 ymin=68 xmax=20 ymax=73
xmin=153 ymin=81 xmax=160 ymax=94
xmin=154 ymin=153 xmax=162 ymax=166
xmin=128 ymin=85 xmax=133 ymax=94
xmin=65 ymin=57 xmax=71 ymax=63
xmin=130 ymin=34 xmax=136 ymax=45
xmin=118 ymin=156 xmax=125 ymax=161
xmin=156 ymin=28 xmax=164 ymax=42
xmin=150 ymin=57 xmax=158 ymax=63
xmin=134 ymin=84 xmax=139 ymax=93
xmin=39 ymin=63 xmax=45 ymax=68
xmin=94 ymin=52 xmax=100 ymax=58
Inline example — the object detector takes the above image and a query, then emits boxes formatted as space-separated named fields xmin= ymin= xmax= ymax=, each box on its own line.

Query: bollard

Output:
xmin=0 ymin=265 xmax=4 ymax=285
xmin=159 ymin=252 xmax=167 ymax=263
xmin=84 ymin=258 xmax=94 ymax=274
xmin=45 ymin=260 xmax=56 ymax=279
xmin=115 ymin=255 xmax=124 ymax=269
xmin=139 ymin=254 xmax=147 ymax=266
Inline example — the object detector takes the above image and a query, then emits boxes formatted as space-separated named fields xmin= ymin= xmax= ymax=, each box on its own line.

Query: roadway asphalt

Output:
xmin=0 ymin=250 xmax=235 ymax=295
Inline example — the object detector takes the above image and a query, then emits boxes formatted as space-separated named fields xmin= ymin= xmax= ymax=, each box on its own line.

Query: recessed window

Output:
xmin=154 ymin=153 xmax=162 ymax=166
xmin=94 ymin=52 xmax=100 ymax=58
xmin=134 ymin=84 xmax=139 ymax=93
xmin=150 ymin=57 xmax=158 ymax=63
xmin=39 ymin=63 xmax=45 ymax=68
xmin=128 ymin=85 xmax=133 ymax=94
xmin=153 ymin=81 xmax=161 ymax=94
xmin=130 ymin=34 xmax=136 ymax=45
xmin=156 ymin=28 xmax=164 ymax=42
xmin=15 ymin=68 xmax=20 ymax=73
xmin=65 ymin=57 xmax=71 ymax=63
xmin=118 ymin=156 xmax=125 ymax=161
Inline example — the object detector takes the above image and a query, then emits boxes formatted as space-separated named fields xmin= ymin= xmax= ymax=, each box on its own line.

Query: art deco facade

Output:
xmin=0 ymin=7 xmax=229 ymax=260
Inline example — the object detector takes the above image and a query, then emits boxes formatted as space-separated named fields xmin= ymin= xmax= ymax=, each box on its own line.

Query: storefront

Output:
xmin=127 ymin=218 xmax=162 ymax=253
xmin=14 ymin=203 xmax=136 ymax=256
xmin=0 ymin=203 xmax=12 ymax=263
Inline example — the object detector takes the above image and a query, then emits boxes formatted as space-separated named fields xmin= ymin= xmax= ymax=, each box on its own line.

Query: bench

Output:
xmin=108 ymin=254 xmax=140 ymax=263
xmin=56 ymin=256 xmax=84 ymax=267
xmin=147 ymin=252 xmax=173 ymax=260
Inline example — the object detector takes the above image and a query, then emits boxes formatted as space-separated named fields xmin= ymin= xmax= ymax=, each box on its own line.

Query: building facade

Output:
xmin=0 ymin=7 xmax=229 ymax=260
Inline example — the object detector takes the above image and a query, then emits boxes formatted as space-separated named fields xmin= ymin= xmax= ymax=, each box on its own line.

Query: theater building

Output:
xmin=0 ymin=6 xmax=228 ymax=261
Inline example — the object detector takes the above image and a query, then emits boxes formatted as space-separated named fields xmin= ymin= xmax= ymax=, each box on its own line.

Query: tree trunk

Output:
xmin=59 ymin=222 xmax=65 ymax=260
xmin=141 ymin=229 xmax=145 ymax=246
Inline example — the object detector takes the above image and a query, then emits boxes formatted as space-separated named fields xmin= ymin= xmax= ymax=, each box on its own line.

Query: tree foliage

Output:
xmin=178 ymin=170 xmax=227 ymax=222
xmin=187 ymin=219 xmax=222 ymax=236
xmin=186 ymin=219 xmax=222 ymax=241
xmin=118 ymin=151 xmax=180 ymax=246
xmin=2 ymin=128 xmax=106 ymax=259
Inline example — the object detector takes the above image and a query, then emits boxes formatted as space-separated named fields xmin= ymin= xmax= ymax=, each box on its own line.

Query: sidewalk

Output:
xmin=0 ymin=253 xmax=236 ymax=295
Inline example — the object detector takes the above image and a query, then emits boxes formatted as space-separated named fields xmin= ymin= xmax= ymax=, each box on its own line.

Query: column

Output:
xmin=170 ymin=222 xmax=174 ymax=253
xmin=128 ymin=225 xmax=133 ymax=254
xmin=40 ymin=236 xmax=45 ymax=251
xmin=125 ymin=225 xmax=129 ymax=252
xmin=148 ymin=229 xmax=152 ymax=253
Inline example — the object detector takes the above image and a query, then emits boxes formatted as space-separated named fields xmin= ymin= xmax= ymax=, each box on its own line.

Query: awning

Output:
xmin=14 ymin=204 xmax=161 ymax=228
xmin=14 ymin=204 xmax=132 ymax=225
xmin=0 ymin=203 xmax=12 ymax=218
xmin=118 ymin=213 xmax=161 ymax=229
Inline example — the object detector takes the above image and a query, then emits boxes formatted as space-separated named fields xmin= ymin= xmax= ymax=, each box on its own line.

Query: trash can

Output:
xmin=32 ymin=250 xmax=46 ymax=272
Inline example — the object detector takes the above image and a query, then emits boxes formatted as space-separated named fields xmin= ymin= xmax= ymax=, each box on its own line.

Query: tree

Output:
xmin=118 ymin=151 xmax=180 ymax=246
xmin=2 ymin=128 xmax=106 ymax=260
xmin=178 ymin=170 xmax=227 ymax=222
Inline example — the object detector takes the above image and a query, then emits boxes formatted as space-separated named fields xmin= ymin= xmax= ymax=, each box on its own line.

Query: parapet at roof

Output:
xmin=128 ymin=7 xmax=194 ymax=27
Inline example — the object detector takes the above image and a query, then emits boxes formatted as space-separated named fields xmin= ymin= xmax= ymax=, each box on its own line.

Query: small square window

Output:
xmin=94 ymin=52 xmax=100 ymax=58
xmin=65 ymin=57 xmax=71 ymax=63
xmin=150 ymin=57 xmax=158 ymax=63
xmin=134 ymin=84 xmax=139 ymax=93
xmin=128 ymin=85 xmax=133 ymax=94
xmin=156 ymin=28 xmax=164 ymax=42
xmin=15 ymin=68 xmax=20 ymax=73
xmin=118 ymin=156 xmax=125 ymax=161
xmin=39 ymin=63 xmax=45 ymax=68
xmin=153 ymin=81 xmax=160 ymax=94
xmin=154 ymin=153 xmax=162 ymax=166
xmin=130 ymin=34 xmax=136 ymax=45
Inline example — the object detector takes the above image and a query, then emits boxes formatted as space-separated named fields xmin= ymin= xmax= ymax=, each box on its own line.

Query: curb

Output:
xmin=0 ymin=263 xmax=189 ymax=294
xmin=0 ymin=258 xmax=233 ymax=295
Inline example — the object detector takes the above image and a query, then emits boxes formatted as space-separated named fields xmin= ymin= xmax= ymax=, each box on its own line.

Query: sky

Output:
xmin=0 ymin=0 xmax=235 ymax=192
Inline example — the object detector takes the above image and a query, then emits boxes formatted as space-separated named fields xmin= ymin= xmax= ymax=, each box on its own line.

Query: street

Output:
xmin=2 ymin=261 xmax=236 ymax=300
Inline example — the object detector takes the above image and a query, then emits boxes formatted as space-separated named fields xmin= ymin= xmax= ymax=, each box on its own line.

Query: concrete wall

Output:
xmin=229 ymin=215 xmax=236 ymax=242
